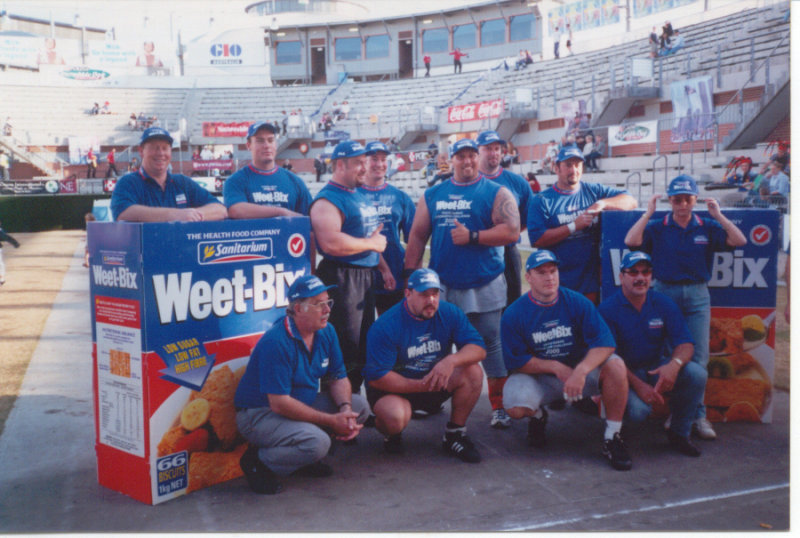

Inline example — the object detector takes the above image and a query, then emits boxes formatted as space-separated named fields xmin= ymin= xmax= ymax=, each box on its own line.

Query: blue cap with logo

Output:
xmin=407 ymin=268 xmax=444 ymax=292
xmin=247 ymin=121 xmax=278 ymax=138
xmin=140 ymin=127 xmax=173 ymax=146
xmin=525 ymin=250 xmax=560 ymax=270
xmin=449 ymin=138 xmax=479 ymax=158
xmin=365 ymin=141 xmax=390 ymax=155
xmin=667 ymin=175 xmax=699 ymax=196
xmin=476 ymin=130 xmax=506 ymax=147
xmin=331 ymin=140 xmax=367 ymax=160
xmin=555 ymin=144 xmax=585 ymax=163
xmin=620 ymin=251 xmax=653 ymax=270
xmin=288 ymin=274 xmax=337 ymax=302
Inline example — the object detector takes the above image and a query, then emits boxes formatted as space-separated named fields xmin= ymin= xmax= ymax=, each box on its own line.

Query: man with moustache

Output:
xmin=501 ymin=250 xmax=632 ymax=471
xmin=527 ymin=145 xmax=636 ymax=303
xmin=364 ymin=269 xmax=486 ymax=461
xmin=235 ymin=275 xmax=370 ymax=494
xmin=111 ymin=127 xmax=227 ymax=222
xmin=224 ymin=121 xmax=312 ymax=219
xmin=476 ymin=130 xmax=532 ymax=428
xmin=598 ymin=251 xmax=704 ymax=457
xmin=359 ymin=141 xmax=416 ymax=314
xmin=310 ymin=140 xmax=389 ymax=393
xmin=405 ymin=137 xmax=520 ymax=428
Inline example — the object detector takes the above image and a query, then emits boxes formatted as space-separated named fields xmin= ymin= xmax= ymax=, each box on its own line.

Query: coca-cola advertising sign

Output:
xmin=202 ymin=121 xmax=250 ymax=137
xmin=447 ymin=99 xmax=504 ymax=123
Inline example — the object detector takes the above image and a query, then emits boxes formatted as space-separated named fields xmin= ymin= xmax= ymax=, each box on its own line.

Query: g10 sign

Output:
xmin=210 ymin=43 xmax=243 ymax=65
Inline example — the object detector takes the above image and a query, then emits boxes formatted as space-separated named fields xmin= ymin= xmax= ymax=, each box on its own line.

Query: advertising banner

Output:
xmin=186 ymin=40 xmax=267 ymax=67
xmin=87 ymin=40 xmax=138 ymax=70
xmin=192 ymin=159 xmax=234 ymax=172
xmin=670 ymin=76 xmax=714 ymax=143
xmin=89 ymin=218 xmax=312 ymax=504
xmin=202 ymin=121 xmax=250 ymax=138
xmin=600 ymin=209 xmax=781 ymax=424
xmin=608 ymin=120 xmax=659 ymax=147
xmin=447 ymin=99 xmax=504 ymax=123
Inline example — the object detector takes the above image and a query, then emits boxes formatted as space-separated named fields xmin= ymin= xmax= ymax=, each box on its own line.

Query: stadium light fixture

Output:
xmin=422 ymin=19 xmax=433 ymax=24
xmin=348 ymin=26 xmax=358 ymax=32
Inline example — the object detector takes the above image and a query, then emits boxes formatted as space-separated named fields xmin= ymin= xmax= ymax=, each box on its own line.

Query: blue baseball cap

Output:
xmin=476 ymin=130 xmax=506 ymax=147
xmin=140 ymin=127 xmax=173 ymax=146
xmin=555 ymin=144 xmax=585 ymax=163
xmin=365 ymin=141 xmax=390 ymax=155
xmin=288 ymin=274 xmax=336 ymax=302
xmin=331 ymin=140 xmax=367 ymax=160
xmin=620 ymin=251 xmax=652 ymax=270
xmin=667 ymin=175 xmax=699 ymax=196
xmin=449 ymin=138 xmax=478 ymax=158
xmin=525 ymin=250 xmax=560 ymax=270
xmin=407 ymin=268 xmax=443 ymax=292
xmin=247 ymin=121 xmax=278 ymax=138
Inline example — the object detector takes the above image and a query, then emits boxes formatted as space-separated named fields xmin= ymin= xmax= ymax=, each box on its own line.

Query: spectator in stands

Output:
xmin=575 ymin=133 xmax=586 ymax=152
xmin=101 ymin=101 xmax=111 ymax=114
xmin=332 ymin=102 xmax=343 ymax=122
xmin=501 ymin=144 xmax=519 ymax=168
xmin=0 ymin=150 xmax=9 ymax=181
xmin=128 ymin=156 xmax=139 ymax=172
xmin=659 ymin=29 xmax=684 ymax=56
xmin=129 ymin=113 xmax=138 ymax=130
xmin=111 ymin=127 xmax=226 ymax=222
xmin=137 ymin=112 xmax=146 ymax=130
xmin=341 ymin=101 xmax=351 ymax=120
xmin=660 ymin=21 xmax=674 ymax=51
xmin=3 ymin=117 xmax=12 ymax=136
xmin=86 ymin=148 xmax=98 ymax=179
xmin=526 ymin=172 xmax=541 ymax=193
xmin=769 ymin=142 xmax=790 ymax=172
xmin=649 ymin=27 xmax=660 ymax=58
xmin=105 ymin=149 xmax=118 ymax=178
xmin=423 ymin=54 xmax=431 ymax=77
xmin=191 ymin=148 xmax=200 ymax=160
xmin=388 ymin=139 xmax=399 ymax=152
xmin=90 ymin=102 xmax=100 ymax=115
xmin=553 ymin=26 xmax=562 ymax=59
xmin=717 ymin=156 xmax=757 ymax=191
xmin=282 ymin=159 xmax=293 ymax=171
xmin=226 ymin=150 xmax=234 ymax=160
xmin=566 ymin=24 xmax=574 ymax=55
xmin=449 ymin=48 xmax=468 ymax=73
xmin=314 ymin=154 xmax=326 ymax=182
xmin=288 ymin=110 xmax=303 ymax=137
xmin=280 ymin=110 xmax=288 ymax=135
xmin=585 ymin=135 xmax=605 ymax=172
xmin=760 ymin=161 xmax=790 ymax=211
xmin=150 ymin=115 xmax=161 ymax=128
xmin=200 ymin=146 xmax=214 ymax=161
xmin=428 ymin=153 xmax=452 ymax=187
xmin=514 ymin=50 xmax=528 ymax=70
xmin=541 ymin=140 xmax=558 ymax=173
xmin=320 ymin=113 xmax=333 ymax=133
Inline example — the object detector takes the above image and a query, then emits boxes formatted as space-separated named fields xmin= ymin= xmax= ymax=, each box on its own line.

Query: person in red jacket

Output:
xmin=449 ymin=48 xmax=468 ymax=73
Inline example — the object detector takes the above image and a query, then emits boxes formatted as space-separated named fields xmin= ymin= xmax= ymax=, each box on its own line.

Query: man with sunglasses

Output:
xmin=599 ymin=251 xmax=705 ymax=457
xmin=234 ymin=274 xmax=370 ymax=494
xmin=625 ymin=175 xmax=747 ymax=441
xmin=363 ymin=268 xmax=486 ymax=461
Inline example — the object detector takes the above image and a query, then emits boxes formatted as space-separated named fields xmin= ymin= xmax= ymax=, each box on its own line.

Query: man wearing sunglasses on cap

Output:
xmin=599 ymin=251 xmax=705 ymax=457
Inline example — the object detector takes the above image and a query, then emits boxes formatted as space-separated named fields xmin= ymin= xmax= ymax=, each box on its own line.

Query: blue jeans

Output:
xmin=467 ymin=309 xmax=506 ymax=378
xmin=652 ymin=281 xmax=710 ymax=420
xmin=625 ymin=360 xmax=707 ymax=437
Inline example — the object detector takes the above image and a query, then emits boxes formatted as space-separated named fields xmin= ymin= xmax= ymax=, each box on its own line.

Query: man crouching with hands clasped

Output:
xmin=234 ymin=275 xmax=370 ymax=494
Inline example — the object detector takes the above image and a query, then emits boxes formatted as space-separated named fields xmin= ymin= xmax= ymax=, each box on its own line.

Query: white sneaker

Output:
xmin=490 ymin=408 xmax=511 ymax=429
xmin=663 ymin=414 xmax=671 ymax=430
xmin=692 ymin=418 xmax=717 ymax=440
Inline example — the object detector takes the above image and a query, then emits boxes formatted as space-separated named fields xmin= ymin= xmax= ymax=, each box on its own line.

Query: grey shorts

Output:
xmin=503 ymin=368 xmax=603 ymax=412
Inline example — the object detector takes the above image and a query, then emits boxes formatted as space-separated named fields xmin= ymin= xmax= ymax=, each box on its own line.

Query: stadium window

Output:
xmin=453 ymin=24 xmax=476 ymax=50
xmin=480 ymin=18 xmax=506 ymax=46
xmin=275 ymin=41 xmax=302 ymax=64
xmin=365 ymin=34 xmax=390 ymax=59
xmin=336 ymin=37 xmax=362 ymax=61
xmin=509 ymin=13 xmax=534 ymax=42
xmin=422 ymin=28 xmax=449 ymax=53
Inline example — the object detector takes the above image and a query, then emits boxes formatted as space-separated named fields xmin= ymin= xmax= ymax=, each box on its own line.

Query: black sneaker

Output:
xmin=527 ymin=409 xmax=548 ymax=448
xmin=666 ymin=429 xmax=701 ymax=457
xmin=602 ymin=432 xmax=633 ymax=471
xmin=293 ymin=461 xmax=334 ymax=477
xmin=442 ymin=430 xmax=481 ymax=463
xmin=383 ymin=433 xmax=405 ymax=454
xmin=240 ymin=444 xmax=283 ymax=494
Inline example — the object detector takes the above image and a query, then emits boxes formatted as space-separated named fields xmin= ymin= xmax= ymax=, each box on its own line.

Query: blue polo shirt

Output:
xmin=223 ymin=164 xmax=312 ymax=214
xmin=527 ymin=182 xmax=628 ymax=294
xmin=313 ymin=181 xmax=381 ymax=267
xmin=481 ymin=168 xmax=531 ymax=234
xmin=424 ymin=177 xmax=505 ymax=289
xmin=358 ymin=182 xmax=416 ymax=293
xmin=598 ymin=289 xmax=693 ymax=372
xmin=363 ymin=299 xmax=485 ymax=381
xmin=110 ymin=168 xmax=222 ymax=220
xmin=234 ymin=315 xmax=347 ymax=409
xmin=641 ymin=213 xmax=731 ymax=284
xmin=501 ymin=287 xmax=615 ymax=370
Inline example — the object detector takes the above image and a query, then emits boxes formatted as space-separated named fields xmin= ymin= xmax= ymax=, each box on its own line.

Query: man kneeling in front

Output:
xmin=234 ymin=275 xmax=370 ymax=494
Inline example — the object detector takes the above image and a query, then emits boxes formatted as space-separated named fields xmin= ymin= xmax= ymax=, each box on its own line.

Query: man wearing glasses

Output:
xmin=598 ymin=251 xmax=705 ymax=457
xmin=234 ymin=275 xmax=370 ymax=494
